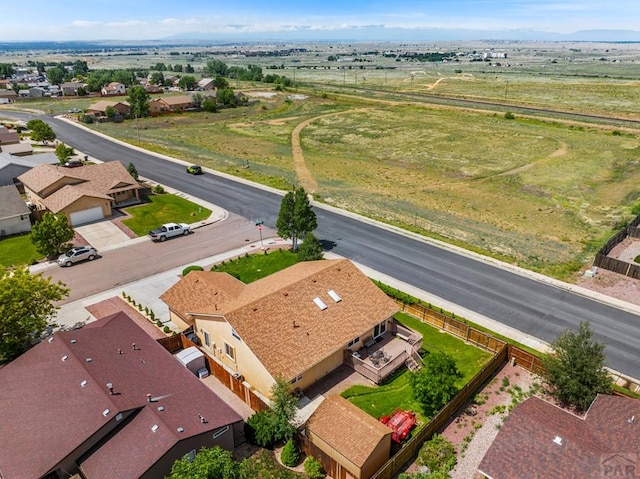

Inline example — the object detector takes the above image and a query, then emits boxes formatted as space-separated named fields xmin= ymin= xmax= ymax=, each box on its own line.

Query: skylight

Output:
xmin=328 ymin=290 xmax=342 ymax=303
xmin=313 ymin=297 xmax=328 ymax=311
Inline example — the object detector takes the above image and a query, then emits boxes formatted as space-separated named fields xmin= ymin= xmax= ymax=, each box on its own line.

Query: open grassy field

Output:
xmin=77 ymin=89 xmax=640 ymax=276
xmin=3 ymin=41 xmax=639 ymax=277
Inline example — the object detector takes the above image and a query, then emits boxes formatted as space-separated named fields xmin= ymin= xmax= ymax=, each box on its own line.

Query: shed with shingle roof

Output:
xmin=161 ymin=259 xmax=399 ymax=398
xmin=304 ymin=395 xmax=392 ymax=479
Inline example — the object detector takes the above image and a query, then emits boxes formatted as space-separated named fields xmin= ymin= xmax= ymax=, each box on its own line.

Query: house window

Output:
xmin=347 ymin=337 xmax=360 ymax=349
xmin=212 ymin=425 xmax=229 ymax=439
xmin=224 ymin=342 xmax=235 ymax=361
xmin=184 ymin=449 xmax=196 ymax=462
xmin=20 ymin=214 xmax=29 ymax=221
xmin=373 ymin=321 xmax=387 ymax=338
xmin=290 ymin=374 xmax=303 ymax=385
xmin=204 ymin=331 xmax=210 ymax=348
xmin=231 ymin=328 xmax=241 ymax=341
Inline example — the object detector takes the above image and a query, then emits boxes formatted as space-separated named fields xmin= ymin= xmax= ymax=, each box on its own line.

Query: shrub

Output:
xmin=156 ymin=320 xmax=163 ymax=327
xmin=138 ymin=303 xmax=143 ymax=311
xmin=182 ymin=265 xmax=204 ymax=276
xmin=131 ymin=299 xmax=136 ymax=306
xmin=504 ymin=111 xmax=515 ymax=120
xmin=281 ymin=438 xmax=300 ymax=467
xmin=144 ymin=307 xmax=149 ymax=315
xmin=304 ymin=457 xmax=325 ymax=479
xmin=153 ymin=184 xmax=165 ymax=194
xmin=149 ymin=310 xmax=155 ymax=320
xmin=418 ymin=433 xmax=457 ymax=474
xmin=246 ymin=411 xmax=278 ymax=448
xmin=163 ymin=325 xmax=171 ymax=333
xmin=122 ymin=291 xmax=126 ymax=298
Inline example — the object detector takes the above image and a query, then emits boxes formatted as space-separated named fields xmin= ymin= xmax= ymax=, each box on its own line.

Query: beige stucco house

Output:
xmin=161 ymin=259 xmax=400 ymax=399
xmin=18 ymin=161 xmax=141 ymax=225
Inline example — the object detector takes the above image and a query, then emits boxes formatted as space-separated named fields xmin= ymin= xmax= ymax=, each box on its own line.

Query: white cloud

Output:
xmin=70 ymin=20 xmax=101 ymax=28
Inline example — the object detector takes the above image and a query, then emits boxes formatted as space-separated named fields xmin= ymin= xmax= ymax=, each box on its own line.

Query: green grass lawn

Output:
xmin=121 ymin=193 xmax=211 ymax=236
xmin=211 ymin=249 xmax=298 ymax=283
xmin=342 ymin=312 xmax=492 ymax=422
xmin=0 ymin=234 xmax=41 ymax=267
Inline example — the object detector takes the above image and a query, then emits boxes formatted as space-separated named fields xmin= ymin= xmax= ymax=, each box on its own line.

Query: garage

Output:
xmin=69 ymin=206 xmax=104 ymax=226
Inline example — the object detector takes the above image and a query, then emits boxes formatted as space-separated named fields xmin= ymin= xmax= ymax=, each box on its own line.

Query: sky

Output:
xmin=1 ymin=0 xmax=639 ymax=42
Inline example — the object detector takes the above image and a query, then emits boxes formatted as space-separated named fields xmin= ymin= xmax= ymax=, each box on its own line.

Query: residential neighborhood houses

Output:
xmin=1 ymin=59 xmax=638 ymax=479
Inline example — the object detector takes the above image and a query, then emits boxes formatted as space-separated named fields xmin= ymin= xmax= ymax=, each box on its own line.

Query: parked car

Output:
xmin=148 ymin=222 xmax=191 ymax=242
xmin=186 ymin=165 xmax=203 ymax=175
xmin=58 ymin=246 xmax=98 ymax=267
xmin=63 ymin=160 xmax=83 ymax=168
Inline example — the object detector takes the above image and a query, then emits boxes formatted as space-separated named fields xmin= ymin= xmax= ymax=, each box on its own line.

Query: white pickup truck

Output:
xmin=148 ymin=222 xmax=191 ymax=242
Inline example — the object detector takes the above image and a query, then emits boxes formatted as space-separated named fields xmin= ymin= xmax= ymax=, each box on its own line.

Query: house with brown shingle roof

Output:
xmin=18 ymin=161 xmax=141 ymax=225
xmin=161 ymin=259 xmax=399 ymax=399
xmin=0 ymin=311 xmax=243 ymax=479
xmin=304 ymin=395 xmax=392 ymax=479
xmin=477 ymin=394 xmax=640 ymax=479
xmin=86 ymin=99 xmax=130 ymax=117
xmin=153 ymin=94 xmax=195 ymax=112
xmin=100 ymin=81 xmax=126 ymax=96
xmin=0 ymin=125 xmax=20 ymax=146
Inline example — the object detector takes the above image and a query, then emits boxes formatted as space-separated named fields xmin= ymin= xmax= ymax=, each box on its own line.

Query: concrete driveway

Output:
xmin=75 ymin=220 xmax=141 ymax=252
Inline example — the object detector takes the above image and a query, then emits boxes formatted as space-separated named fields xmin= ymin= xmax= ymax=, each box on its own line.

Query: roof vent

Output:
xmin=151 ymin=424 xmax=159 ymax=433
xmin=553 ymin=436 xmax=563 ymax=446
xmin=61 ymin=355 xmax=68 ymax=362
xmin=157 ymin=406 xmax=164 ymax=412
xmin=177 ymin=427 xmax=184 ymax=433
xmin=85 ymin=358 xmax=92 ymax=363
xmin=81 ymin=380 xmax=88 ymax=387
xmin=48 ymin=337 xmax=54 ymax=343
xmin=313 ymin=297 xmax=328 ymax=311
xmin=70 ymin=339 xmax=77 ymax=344
xmin=102 ymin=409 xmax=110 ymax=417
xmin=629 ymin=415 xmax=636 ymax=424
xmin=327 ymin=290 xmax=342 ymax=303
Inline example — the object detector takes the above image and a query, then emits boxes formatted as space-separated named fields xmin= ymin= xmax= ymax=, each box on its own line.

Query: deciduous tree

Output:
xmin=177 ymin=75 xmax=197 ymax=90
xmin=126 ymin=85 xmax=150 ymax=118
xmin=54 ymin=143 xmax=75 ymax=163
xmin=542 ymin=321 xmax=612 ymax=412
xmin=204 ymin=59 xmax=228 ymax=77
xmin=410 ymin=352 xmax=461 ymax=416
xmin=0 ymin=267 xmax=68 ymax=361
xmin=30 ymin=212 xmax=75 ymax=258
xmin=27 ymin=119 xmax=56 ymax=144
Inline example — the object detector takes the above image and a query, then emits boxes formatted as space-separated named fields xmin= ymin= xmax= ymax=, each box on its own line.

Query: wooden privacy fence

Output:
xmin=371 ymin=344 xmax=509 ymax=479
xmin=396 ymin=300 xmax=507 ymax=353
xmin=593 ymin=213 xmax=640 ymax=279
xmin=157 ymin=334 xmax=269 ymax=412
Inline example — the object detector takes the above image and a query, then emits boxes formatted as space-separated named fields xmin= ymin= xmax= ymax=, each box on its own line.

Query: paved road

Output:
xmin=5 ymin=110 xmax=640 ymax=379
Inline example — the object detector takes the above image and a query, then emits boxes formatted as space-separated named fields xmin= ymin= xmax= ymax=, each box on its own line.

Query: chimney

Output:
xmin=132 ymin=342 xmax=137 ymax=351
xmin=147 ymin=393 xmax=152 ymax=402
xmin=107 ymin=382 xmax=114 ymax=395
xmin=118 ymin=348 xmax=123 ymax=355
xmin=293 ymin=320 xmax=299 ymax=328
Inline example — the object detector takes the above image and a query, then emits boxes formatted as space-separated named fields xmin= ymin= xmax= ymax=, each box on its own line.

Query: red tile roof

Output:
xmin=478 ymin=395 xmax=640 ymax=479
xmin=0 ymin=311 xmax=242 ymax=479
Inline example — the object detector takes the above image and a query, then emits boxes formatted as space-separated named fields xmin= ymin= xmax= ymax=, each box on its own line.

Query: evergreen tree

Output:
xmin=542 ymin=321 xmax=612 ymax=412
xmin=276 ymin=187 xmax=317 ymax=251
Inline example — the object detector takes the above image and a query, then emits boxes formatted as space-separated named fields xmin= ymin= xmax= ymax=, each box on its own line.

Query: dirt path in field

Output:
xmin=290 ymin=108 xmax=369 ymax=193
xmin=495 ymin=139 xmax=569 ymax=177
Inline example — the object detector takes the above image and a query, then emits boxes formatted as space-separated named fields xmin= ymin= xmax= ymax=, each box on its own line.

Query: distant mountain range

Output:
xmin=0 ymin=29 xmax=638 ymax=50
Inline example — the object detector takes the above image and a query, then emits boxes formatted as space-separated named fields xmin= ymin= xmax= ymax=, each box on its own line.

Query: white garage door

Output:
xmin=70 ymin=206 xmax=104 ymax=226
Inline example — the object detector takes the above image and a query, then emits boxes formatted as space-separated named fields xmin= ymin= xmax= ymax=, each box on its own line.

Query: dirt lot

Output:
xmin=400 ymin=362 xmax=542 ymax=478
xmin=576 ymin=237 xmax=640 ymax=308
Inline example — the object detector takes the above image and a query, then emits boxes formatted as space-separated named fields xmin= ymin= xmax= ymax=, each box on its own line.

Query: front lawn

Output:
xmin=211 ymin=249 xmax=298 ymax=283
xmin=121 ymin=193 xmax=211 ymax=236
xmin=0 ymin=234 xmax=41 ymax=267
xmin=342 ymin=312 xmax=493 ymax=421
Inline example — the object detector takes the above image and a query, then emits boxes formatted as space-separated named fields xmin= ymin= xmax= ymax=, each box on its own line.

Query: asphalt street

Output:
xmin=4 ymin=110 xmax=640 ymax=380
